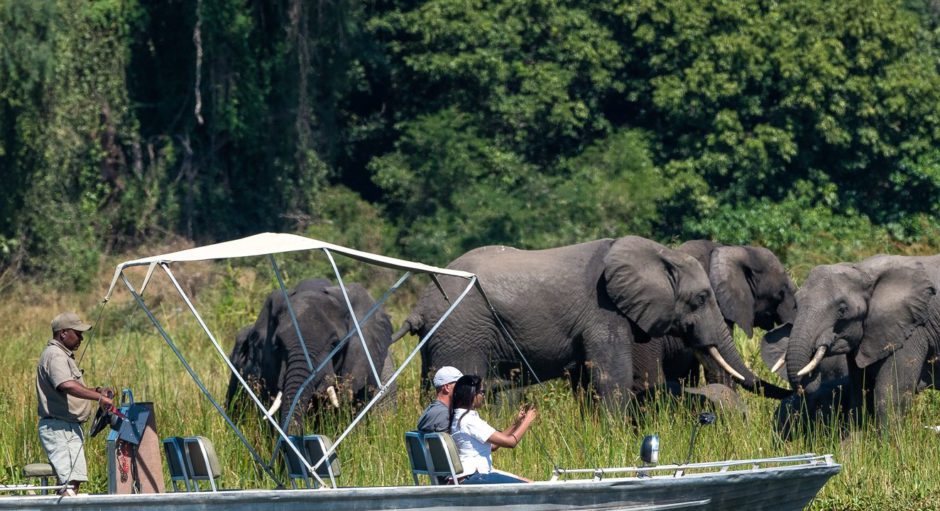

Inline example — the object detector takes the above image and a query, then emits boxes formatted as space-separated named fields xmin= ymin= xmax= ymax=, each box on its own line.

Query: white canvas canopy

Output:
xmin=105 ymin=232 xmax=474 ymax=301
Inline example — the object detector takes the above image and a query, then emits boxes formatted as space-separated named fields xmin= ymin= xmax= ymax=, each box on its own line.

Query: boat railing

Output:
xmin=549 ymin=453 xmax=836 ymax=481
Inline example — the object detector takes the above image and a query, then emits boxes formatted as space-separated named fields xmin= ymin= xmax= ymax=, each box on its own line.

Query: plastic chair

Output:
xmin=304 ymin=435 xmax=340 ymax=488
xmin=280 ymin=436 xmax=314 ymax=489
xmin=423 ymin=432 xmax=468 ymax=485
xmin=183 ymin=436 xmax=221 ymax=491
xmin=279 ymin=435 xmax=340 ymax=489
xmin=404 ymin=431 xmax=436 ymax=485
xmin=162 ymin=437 xmax=193 ymax=492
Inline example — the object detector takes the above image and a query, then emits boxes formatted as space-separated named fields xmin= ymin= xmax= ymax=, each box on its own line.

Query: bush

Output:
xmin=686 ymin=179 xmax=896 ymax=279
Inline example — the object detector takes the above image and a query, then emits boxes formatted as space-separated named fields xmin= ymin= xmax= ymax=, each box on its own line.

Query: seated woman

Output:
xmin=448 ymin=374 xmax=538 ymax=484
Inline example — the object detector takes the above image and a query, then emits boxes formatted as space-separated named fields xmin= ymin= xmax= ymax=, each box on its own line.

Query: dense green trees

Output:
xmin=2 ymin=0 xmax=940 ymax=288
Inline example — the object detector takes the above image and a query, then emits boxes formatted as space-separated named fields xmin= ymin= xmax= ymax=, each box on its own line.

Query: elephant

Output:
xmin=783 ymin=254 xmax=940 ymax=424
xmin=393 ymin=236 xmax=788 ymax=408
xmin=775 ymin=374 xmax=852 ymax=441
xmin=632 ymin=240 xmax=797 ymax=398
xmin=761 ymin=324 xmax=850 ymax=388
xmin=226 ymin=278 xmax=396 ymax=427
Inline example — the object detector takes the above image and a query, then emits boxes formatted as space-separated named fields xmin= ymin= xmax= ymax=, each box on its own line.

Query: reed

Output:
xmin=2 ymin=256 xmax=939 ymax=510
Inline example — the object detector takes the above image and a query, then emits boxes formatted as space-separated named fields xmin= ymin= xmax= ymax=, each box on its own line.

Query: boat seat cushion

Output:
xmin=23 ymin=463 xmax=56 ymax=478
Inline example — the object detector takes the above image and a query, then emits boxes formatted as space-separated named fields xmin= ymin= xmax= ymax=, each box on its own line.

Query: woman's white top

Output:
xmin=451 ymin=408 xmax=497 ymax=474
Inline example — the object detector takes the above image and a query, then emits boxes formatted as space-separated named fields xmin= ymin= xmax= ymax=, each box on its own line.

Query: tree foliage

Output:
xmin=2 ymin=0 xmax=940 ymax=287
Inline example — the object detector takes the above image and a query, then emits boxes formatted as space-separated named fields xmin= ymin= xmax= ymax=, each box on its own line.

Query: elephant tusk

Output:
xmin=770 ymin=355 xmax=786 ymax=374
xmin=708 ymin=346 xmax=746 ymax=381
xmin=797 ymin=346 xmax=828 ymax=377
xmin=327 ymin=386 xmax=340 ymax=408
xmin=266 ymin=391 xmax=283 ymax=417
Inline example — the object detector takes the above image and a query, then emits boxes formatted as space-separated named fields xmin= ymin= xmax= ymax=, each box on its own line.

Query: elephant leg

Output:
xmin=373 ymin=352 xmax=397 ymax=413
xmin=632 ymin=339 xmax=665 ymax=393
xmin=919 ymin=355 xmax=940 ymax=392
xmin=872 ymin=337 xmax=929 ymax=424
xmin=581 ymin=319 xmax=634 ymax=410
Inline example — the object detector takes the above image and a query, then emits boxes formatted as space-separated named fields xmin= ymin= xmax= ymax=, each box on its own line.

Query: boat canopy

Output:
xmin=102 ymin=232 xmax=482 ymax=488
xmin=105 ymin=232 xmax=474 ymax=301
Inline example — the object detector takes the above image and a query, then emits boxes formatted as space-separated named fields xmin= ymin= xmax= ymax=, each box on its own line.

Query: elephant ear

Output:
xmin=856 ymin=258 xmax=936 ymax=369
xmin=604 ymin=236 xmax=694 ymax=337
xmin=710 ymin=246 xmax=756 ymax=337
xmin=760 ymin=323 xmax=791 ymax=380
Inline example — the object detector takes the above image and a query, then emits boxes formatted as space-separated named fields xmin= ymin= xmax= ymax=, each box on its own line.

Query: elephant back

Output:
xmin=677 ymin=240 xmax=721 ymax=270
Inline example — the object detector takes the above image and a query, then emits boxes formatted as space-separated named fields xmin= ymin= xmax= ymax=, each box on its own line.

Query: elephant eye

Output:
xmin=695 ymin=292 xmax=708 ymax=308
xmin=837 ymin=302 xmax=848 ymax=318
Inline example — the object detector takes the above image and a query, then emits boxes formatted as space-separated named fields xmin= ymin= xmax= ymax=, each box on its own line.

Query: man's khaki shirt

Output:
xmin=36 ymin=339 xmax=92 ymax=423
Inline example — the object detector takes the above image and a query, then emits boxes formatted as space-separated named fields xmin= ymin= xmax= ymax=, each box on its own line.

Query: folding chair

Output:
xmin=279 ymin=434 xmax=340 ymax=489
xmin=183 ymin=436 xmax=222 ymax=491
xmin=423 ymin=432 xmax=468 ymax=485
xmin=162 ymin=437 xmax=193 ymax=492
xmin=280 ymin=436 xmax=314 ymax=489
xmin=404 ymin=431 xmax=435 ymax=485
xmin=303 ymin=435 xmax=340 ymax=488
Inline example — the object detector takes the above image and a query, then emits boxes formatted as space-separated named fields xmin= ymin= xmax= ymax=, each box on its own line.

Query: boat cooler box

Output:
xmin=105 ymin=390 xmax=165 ymax=494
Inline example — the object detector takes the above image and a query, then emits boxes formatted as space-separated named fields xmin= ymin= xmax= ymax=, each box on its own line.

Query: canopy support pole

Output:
xmin=309 ymin=276 xmax=479 ymax=476
xmin=151 ymin=266 xmax=318 ymax=487
xmin=324 ymin=248 xmax=382 ymax=386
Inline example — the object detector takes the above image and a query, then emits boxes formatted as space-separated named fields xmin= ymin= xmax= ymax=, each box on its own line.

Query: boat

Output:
xmin=0 ymin=233 xmax=840 ymax=510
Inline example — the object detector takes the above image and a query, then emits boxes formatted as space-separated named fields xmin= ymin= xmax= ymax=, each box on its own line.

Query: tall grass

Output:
xmin=2 ymin=252 xmax=940 ymax=510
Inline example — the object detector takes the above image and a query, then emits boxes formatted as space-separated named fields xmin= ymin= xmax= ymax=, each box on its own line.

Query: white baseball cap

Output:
xmin=432 ymin=366 xmax=463 ymax=388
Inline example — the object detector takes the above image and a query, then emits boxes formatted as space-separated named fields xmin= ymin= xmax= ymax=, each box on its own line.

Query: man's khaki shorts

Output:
xmin=38 ymin=418 xmax=88 ymax=484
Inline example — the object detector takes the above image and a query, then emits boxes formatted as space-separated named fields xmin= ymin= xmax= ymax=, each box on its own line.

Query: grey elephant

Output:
xmin=633 ymin=240 xmax=797 ymax=398
xmin=761 ymin=323 xmax=850 ymax=389
xmin=761 ymin=323 xmax=852 ymax=439
xmin=784 ymin=254 xmax=940 ymax=424
xmin=394 ymin=236 xmax=787 ymax=407
xmin=226 ymin=278 xmax=395 ymax=425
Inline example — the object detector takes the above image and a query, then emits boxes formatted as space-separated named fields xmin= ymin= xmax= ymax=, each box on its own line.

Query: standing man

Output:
xmin=36 ymin=312 xmax=113 ymax=496
xmin=416 ymin=366 xmax=463 ymax=433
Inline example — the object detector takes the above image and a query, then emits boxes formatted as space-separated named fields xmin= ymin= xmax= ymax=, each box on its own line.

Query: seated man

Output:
xmin=416 ymin=366 xmax=462 ymax=433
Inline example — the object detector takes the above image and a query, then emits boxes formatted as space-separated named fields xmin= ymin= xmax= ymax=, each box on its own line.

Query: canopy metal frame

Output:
xmin=106 ymin=233 xmax=480 ymax=488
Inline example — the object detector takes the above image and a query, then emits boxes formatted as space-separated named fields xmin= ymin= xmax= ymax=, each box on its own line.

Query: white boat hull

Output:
xmin=0 ymin=460 xmax=839 ymax=511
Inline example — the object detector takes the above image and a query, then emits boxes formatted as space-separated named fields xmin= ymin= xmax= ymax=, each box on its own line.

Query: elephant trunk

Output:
xmin=786 ymin=308 xmax=833 ymax=391
xmin=391 ymin=318 xmax=415 ymax=344
xmin=709 ymin=326 xmax=792 ymax=400
xmin=281 ymin=349 xmax=338 ymax=422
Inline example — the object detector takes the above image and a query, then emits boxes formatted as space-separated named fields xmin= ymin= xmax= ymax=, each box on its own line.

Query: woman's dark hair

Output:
xmin=449 ymin=374 xmax=483 ymax=433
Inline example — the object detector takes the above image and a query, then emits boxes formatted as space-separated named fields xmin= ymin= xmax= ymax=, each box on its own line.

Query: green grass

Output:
xmin=3 ymin=253 xmax=940 ymax=510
